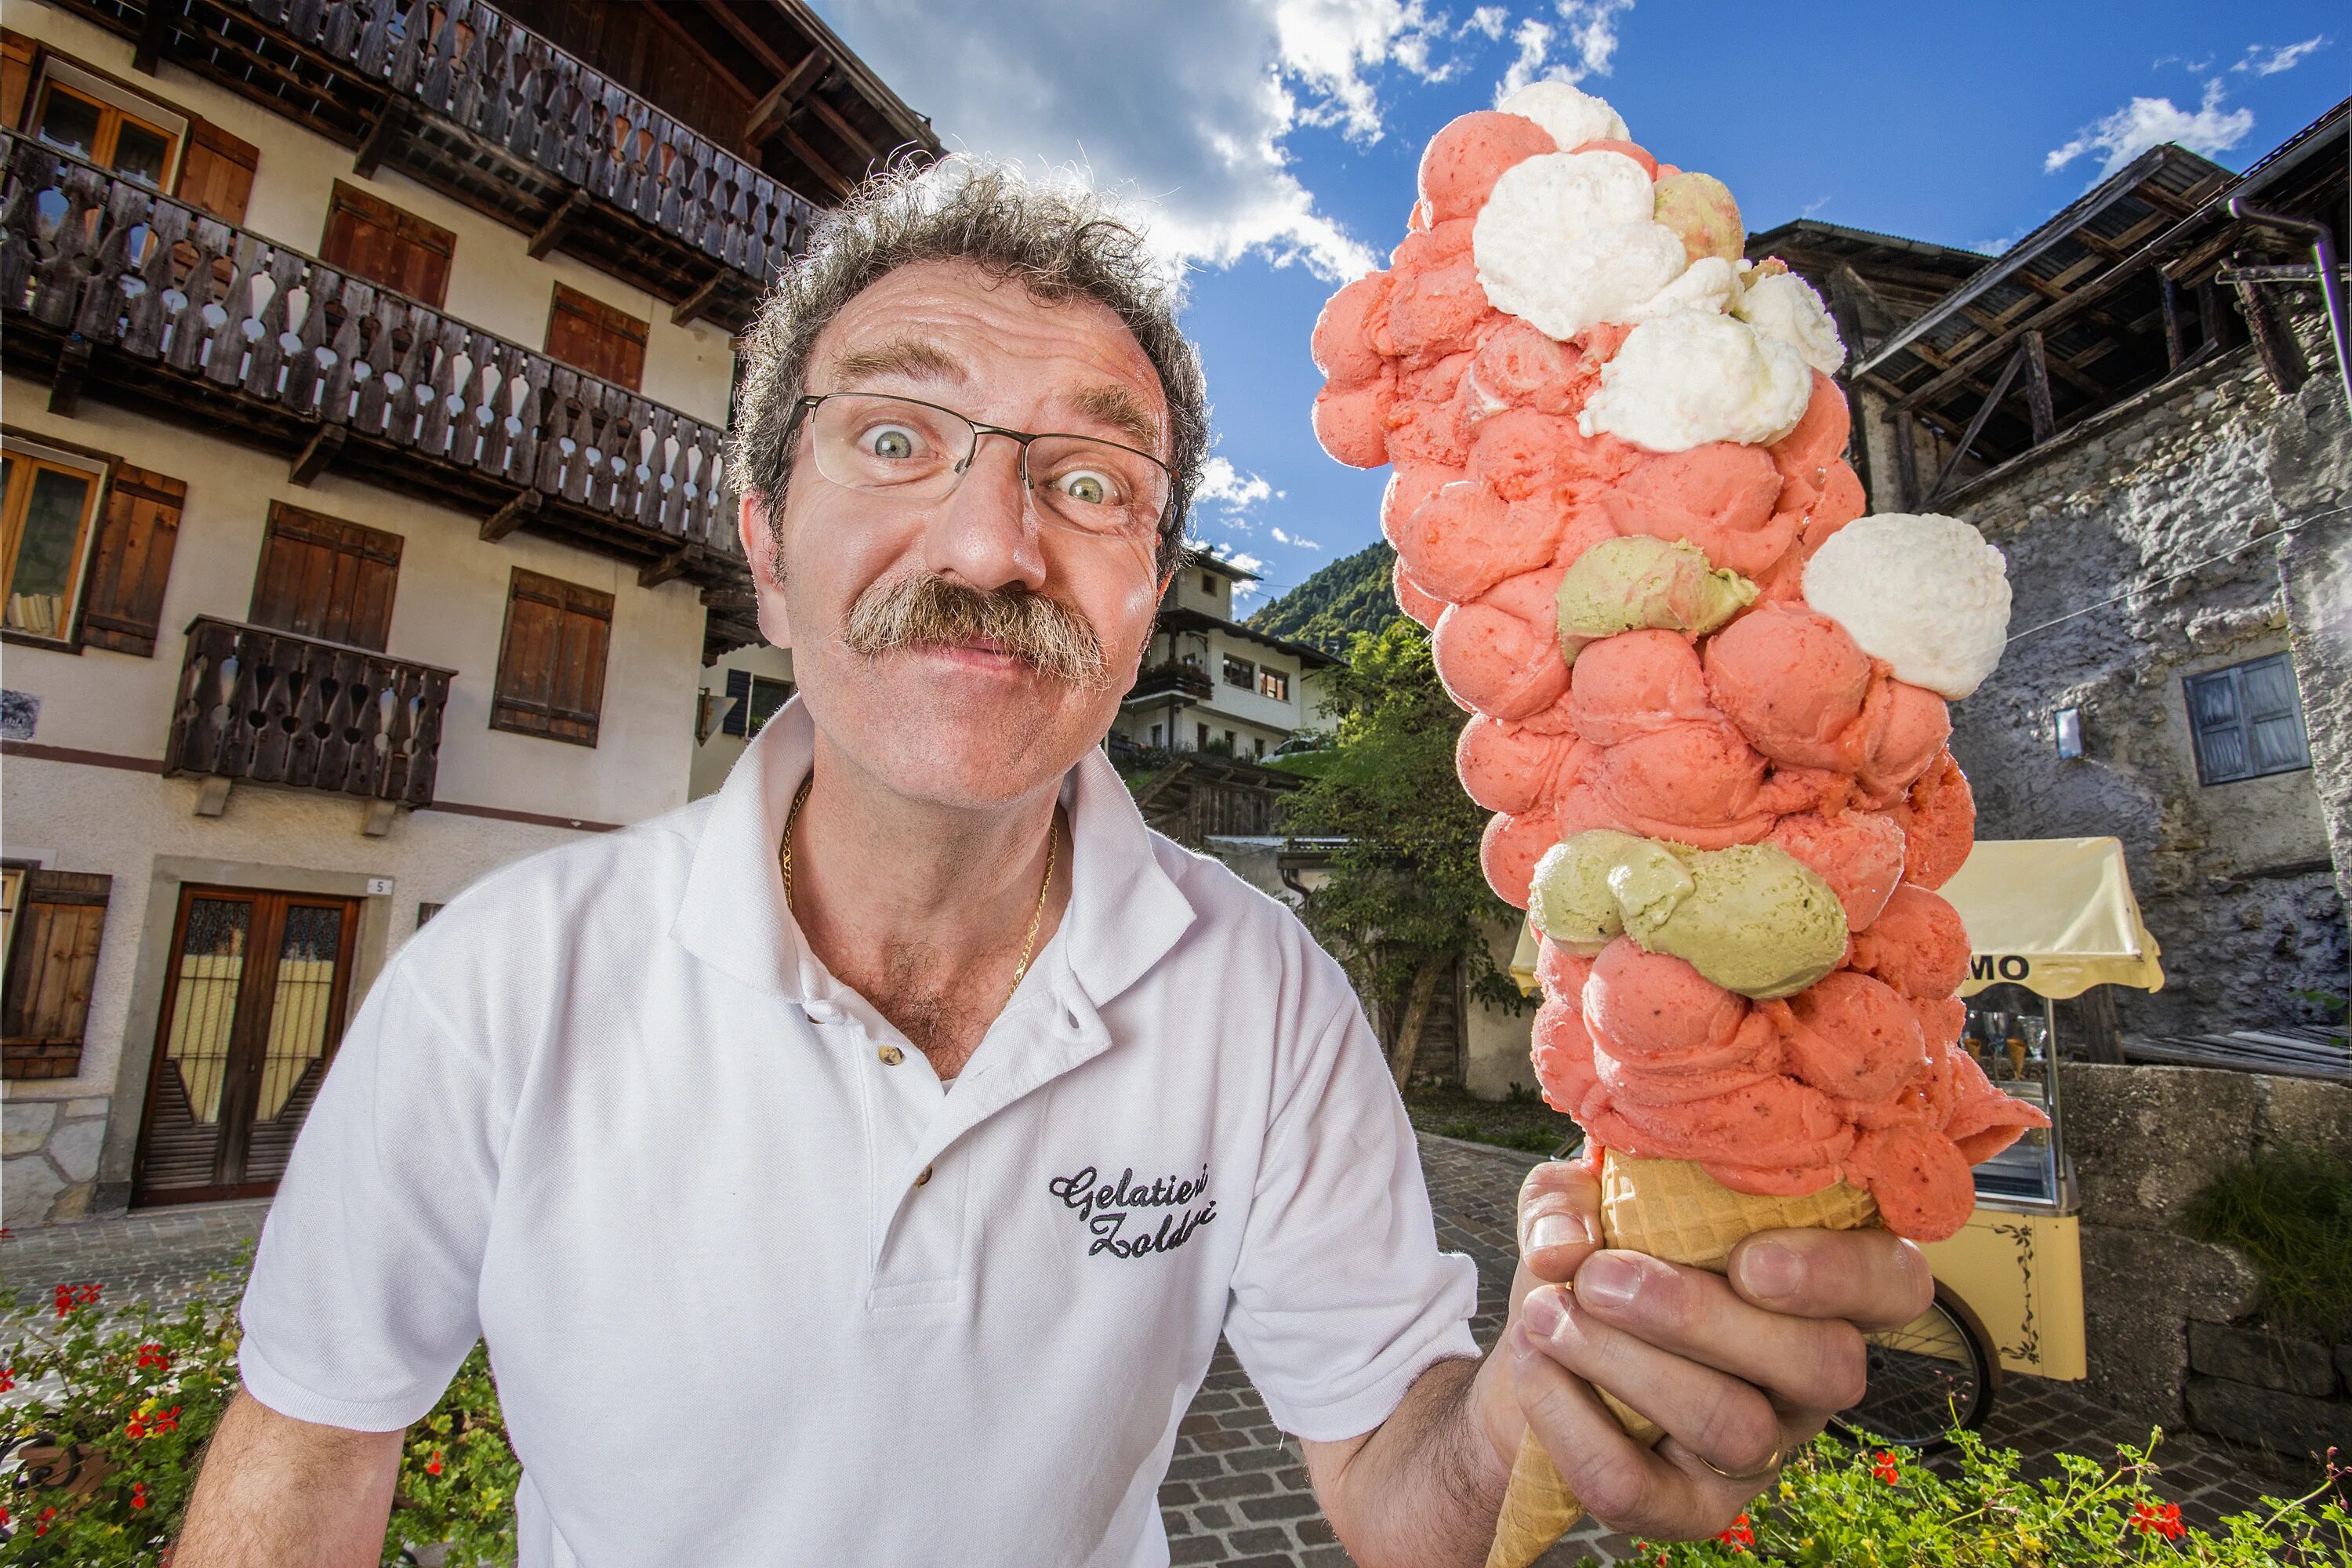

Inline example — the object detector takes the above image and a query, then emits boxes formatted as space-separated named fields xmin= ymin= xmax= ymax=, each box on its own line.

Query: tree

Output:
xmin=1247 ymin=541 xmax=1396 ymax=657
xmin=1283 ymin=615 xmax=1526 ymax=1085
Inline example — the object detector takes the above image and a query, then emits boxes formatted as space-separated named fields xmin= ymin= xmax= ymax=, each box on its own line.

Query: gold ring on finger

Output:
xmin=1697 ymin=1433 xmax=1786 ymax=1483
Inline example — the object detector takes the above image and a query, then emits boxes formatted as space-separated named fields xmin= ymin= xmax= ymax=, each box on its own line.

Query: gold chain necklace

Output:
xmin=780 ymin=775 xmax=1057 ymax=1009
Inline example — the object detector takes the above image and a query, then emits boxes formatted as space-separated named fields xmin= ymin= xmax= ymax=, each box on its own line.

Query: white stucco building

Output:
xmin=0 ymin=0 xmax=931 ymax=1225
xmin=1112 ymin=550 xmax=1341 ymax=761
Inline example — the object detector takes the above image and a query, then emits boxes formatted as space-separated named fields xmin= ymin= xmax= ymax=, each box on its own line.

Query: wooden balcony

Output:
xmin=1128 ymin=661 xmax=1214 ymax=703
xmin=50 ymin=0 xmax=837 ymax=330
xmin=0 ymin=133 xmax=761 ymax=655
xmin=166 ymin=615 xmax=454 ymax=808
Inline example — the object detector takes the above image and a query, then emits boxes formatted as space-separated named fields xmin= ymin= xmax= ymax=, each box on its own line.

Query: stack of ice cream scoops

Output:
xmin=1307 ymin=81 xmax=2051 ymax=1566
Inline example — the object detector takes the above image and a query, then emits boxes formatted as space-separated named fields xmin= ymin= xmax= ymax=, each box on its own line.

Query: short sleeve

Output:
xmin=1221 ymin=1000 xmax=1481 ymax=1442
xmin=236 ymin=960 xmax=502 ymax=1432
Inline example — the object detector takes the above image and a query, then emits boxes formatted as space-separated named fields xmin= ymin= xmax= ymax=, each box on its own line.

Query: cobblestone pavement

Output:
xmin=2 ymin=1141 xmax=2323 ymax=1567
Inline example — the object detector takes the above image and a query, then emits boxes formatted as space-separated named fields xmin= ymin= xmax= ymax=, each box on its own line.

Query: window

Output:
xmin=416 ymin=902 xmax=444 ymax=927
xmin=1149 ymin=723 xmax=1162 ymax=746
xmin=249 ymin=503 xmax=402 ymax=652
xmin=0 ymin=863 xmax=22 ymax=975
xmin=545 ymin=284 xmax=649 ymax=391
xmin=1252 ymin=736 xmax=1265 ymax=759
xmin=492 ymin=568 xmax=614 ymax=746
xmin=1258 ymin=666 xmax=1290 ymax=702
xmin=2185 ymin=654 xmax=2310 ymax=784
xmin=2 ymin=868 xmax=113 ymax=1080
xmin=1 ymin=440 xmax=108 ymax=642
xmin=719 ymin=669 xmax=793 ymax=737
xmin=1201 ymin=573 xmax=1216 ymax=594
xmin=1196 ymin=722 xmax=1208 ymax=750
xmin=29 ymin=59 xmax=185 ymax=188
xmin=1222 ymin=653 xmax=1255 ymax=688
xmin=321 ymin=181 xmax=455 ymax=308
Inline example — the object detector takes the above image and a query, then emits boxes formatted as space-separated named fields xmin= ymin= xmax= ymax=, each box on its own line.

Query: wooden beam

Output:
xmin=769 ymin=119 xmax=851 ymax=199
xmin=354 ymin=101 xmax=408 ymax=179
xmin=1925 ymin=343 xmax=2027 ymax=504
xmin=480 ymin=488 xmax=541 ymax=543
xmin=1893 ymin=409 xmax=1919 ymax=510
xmin=2021 ymin=330 xmax=2056 ymax=445
xmin=289 ymin=425 xmax=345 ymax=486
xmin=691 ymin=0 xmax=795 ymax=79
xmin=2234 ymin=277 xmax=2310 ymax=395
xmin=799 ymin=89 xmax=880 ymax=166
xmin=47 ymin=340 xmax=91 ymax=417
xmin=638 ymin=545 xmax=700 ymax=588
xmin=746 ymin=49 xmax=829 ymax=147
xmin=671 ymin=270 xmax=728 ymax=327
xmin=2159 ymin=276 xmax=2187 ymax=368
xmin=528 ymin=191 xmax=590 ymax=260
xmin=134 ymin=0 xmax=179 ymax=74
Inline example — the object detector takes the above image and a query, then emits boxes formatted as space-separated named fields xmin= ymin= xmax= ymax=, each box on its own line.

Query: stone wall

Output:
xmin=2 ymin=1096 xmax=113 ymax=1225
xmin=2063 ymin=1062 xmax=2350 ymax=1460
xmin=1923 ymin=318 xmax=2350 ymax=1037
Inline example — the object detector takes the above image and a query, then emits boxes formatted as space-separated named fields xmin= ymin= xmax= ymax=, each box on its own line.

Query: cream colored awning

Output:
xmin=1504 ymin=836 xmax=2165 ymax=1000
xmin=1940 ymin=837 xmax=2165 ymax=999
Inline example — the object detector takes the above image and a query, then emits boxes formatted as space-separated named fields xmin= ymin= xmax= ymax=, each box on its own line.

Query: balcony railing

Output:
xmin=165 ymin=617 xmax=454 ymax=807
xmin=0 ymin=133 xmax=747 ymax=605
xmin=57 ymin=0 xmax=826 ymax=328
xmin=1128 ymin=661 xmax=1214 ymax=702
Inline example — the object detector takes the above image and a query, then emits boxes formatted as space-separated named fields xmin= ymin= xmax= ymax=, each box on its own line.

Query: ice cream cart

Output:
xmin=1506 ymin=836 xmax=2165 ymax=1445
xmin=1841 ymin=836 xmax=2165 ymax=1444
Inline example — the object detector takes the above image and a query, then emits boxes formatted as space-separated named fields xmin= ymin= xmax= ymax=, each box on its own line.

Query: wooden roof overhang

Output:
xmin=1851 ymin=100 xmax=2348 ymax=509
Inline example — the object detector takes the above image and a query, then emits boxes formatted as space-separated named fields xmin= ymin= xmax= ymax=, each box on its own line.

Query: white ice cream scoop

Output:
xmin=1802 ymin=513 xmax=2013 ymax=699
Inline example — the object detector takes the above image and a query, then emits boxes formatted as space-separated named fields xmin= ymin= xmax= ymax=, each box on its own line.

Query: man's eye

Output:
xmin=1054 ymin=467 xmax=1120 ymax=506
xmin=862 ymin=424 xmax=924 ymax=461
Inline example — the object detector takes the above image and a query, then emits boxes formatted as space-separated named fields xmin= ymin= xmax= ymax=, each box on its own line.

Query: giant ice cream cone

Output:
xmin=1486 ymin=1151 xmax=1877 ymax=1568
xmin=1309 ymin=74 xmax=2053 ymax=1568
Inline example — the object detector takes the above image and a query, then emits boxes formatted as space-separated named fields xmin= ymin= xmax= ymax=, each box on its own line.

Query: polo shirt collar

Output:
xmin=669 ymin=695 xmax=1195 ymax=1011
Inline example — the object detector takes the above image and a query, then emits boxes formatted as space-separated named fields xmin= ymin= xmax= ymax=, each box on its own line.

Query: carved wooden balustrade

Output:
xmin=52 ymin=0 xmax=829 ymax=327
xmin=167 ymin=617 xmax=455 ymax=807
xmin=0 ymin=133 xmax=746 ymax=600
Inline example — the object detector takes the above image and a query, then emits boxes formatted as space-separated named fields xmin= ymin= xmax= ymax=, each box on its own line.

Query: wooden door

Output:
xmin=129 ymin=886 xmax=360 ymax=1206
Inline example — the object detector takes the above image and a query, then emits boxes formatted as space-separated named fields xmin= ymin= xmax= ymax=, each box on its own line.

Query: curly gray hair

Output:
xmin=726 ymin=156 xmax=1208 ymax=580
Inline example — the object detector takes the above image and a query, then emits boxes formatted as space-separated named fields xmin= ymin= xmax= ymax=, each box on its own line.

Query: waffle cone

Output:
xmin=1483 ymin=1149 xmax=1879 ymax=1568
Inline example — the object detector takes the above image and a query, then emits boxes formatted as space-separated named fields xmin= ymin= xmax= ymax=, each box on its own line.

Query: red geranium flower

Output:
xmin=136 ymin=1343 xmax=172 ymax=1373
xmin=2129 ymin=1500 xmax=2184 ymax=1540
xmin=0 ymin=1367 xmax=13 ymax=1392
xmin=130 ymin=1482 xmax=148 ymax=1511
xmin=1717 ymin=1511 xmax=1755 ymax=1552
xmin=426 ymin=1449 xmax=444 ymax=1475
xmin=1873 ymin=1450 xmax=1901 ymax=1485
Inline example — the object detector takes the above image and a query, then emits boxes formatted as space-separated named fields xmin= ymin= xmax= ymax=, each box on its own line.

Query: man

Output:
xmin=180 ymin=160 xmax=1931 ymax=1566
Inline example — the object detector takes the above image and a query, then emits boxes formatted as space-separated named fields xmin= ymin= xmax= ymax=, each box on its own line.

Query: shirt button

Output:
xmin=877 ymin=1045 xmax=905 ymax=1066
xmin=914 ymin=1164 xmax=934 ymax=1187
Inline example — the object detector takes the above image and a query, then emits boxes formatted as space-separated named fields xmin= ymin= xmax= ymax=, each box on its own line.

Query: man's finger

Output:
xmin=1520 ymin=1280 xmax=1788 ymax=1481
xmin=1515 ymin=1161 xmax=1601 ymax=1285
xmin=1508 ymin=1308 xmax=1756 ymax=1540
xmin=1727 ymin=1228 xmax=1936 ymax=1333
xmin=1563 ymin=1250 xmax=1869 ymax=1419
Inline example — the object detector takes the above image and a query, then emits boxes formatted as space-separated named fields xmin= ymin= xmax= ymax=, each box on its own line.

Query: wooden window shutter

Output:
xmin=721 ymin=667 xmax=750 ymax=735
xmin=1 ymin=31 xmax=37 ymax=133
xmin=174 ymin=118 xmax=259 ymax=223
xmin=2 ymin=870 xmax=112 ymax=1080
xmin=492 ymin=568 xmax=613 ymax=746
xmin=320 ymin=181 xmax=454 ymax=308
xmin=545 ymin=282 xmax=648 ymax=390
xmin=76 ymin=463 xmax=187 ymax=656
xmin=249 ymin=502 xmax=403 ymax=651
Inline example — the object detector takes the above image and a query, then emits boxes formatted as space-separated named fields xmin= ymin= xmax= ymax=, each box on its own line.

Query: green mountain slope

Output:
xmin=1247 ymin=540 xmax=1396 ymax=658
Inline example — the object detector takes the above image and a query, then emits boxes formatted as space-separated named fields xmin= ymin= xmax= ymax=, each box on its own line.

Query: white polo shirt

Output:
xmin=236 ymin=698 xmax=1480 ymax=1566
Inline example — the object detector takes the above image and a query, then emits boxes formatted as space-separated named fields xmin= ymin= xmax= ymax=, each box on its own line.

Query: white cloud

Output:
xmin=2234 ymin=36 xmax=2328 ymax=75
xmin=1801 ymin=193 xmax=1832 ymax=218
xmin=1465 ymin=5 xmax=1509 ymax=40
xmin=1220 ymin=547 xmax=1269 ymax=573
xmin=818 ymin=0 xmax=1462 ymax=283
xmin=2045 ymin=78 xmax=2254 ymax=180
xmin=1495 ymin=0 xmax=1632 ymax=102
xmin=1198 ymin=456 xmax=1276 ymax=512
xmin=1271 ymin=525 xmax=1323 ymax=549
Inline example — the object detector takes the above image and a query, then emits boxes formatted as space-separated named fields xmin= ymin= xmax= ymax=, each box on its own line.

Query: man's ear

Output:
xmin=740 ymin=490 xmax=793 ymax=648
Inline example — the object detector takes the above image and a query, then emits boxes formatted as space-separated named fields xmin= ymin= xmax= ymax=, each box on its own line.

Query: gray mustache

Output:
xmin=840 ymin=575 xmax=1110 ymax=688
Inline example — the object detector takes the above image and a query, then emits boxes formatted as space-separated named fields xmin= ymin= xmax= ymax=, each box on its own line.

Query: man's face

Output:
xmin=742 ymin=260 xmax=1172 ymax=808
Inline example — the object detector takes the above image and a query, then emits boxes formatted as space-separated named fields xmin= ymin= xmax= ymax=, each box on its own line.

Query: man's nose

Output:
xmin=921 ymin=433 xmax=1048 ymax=591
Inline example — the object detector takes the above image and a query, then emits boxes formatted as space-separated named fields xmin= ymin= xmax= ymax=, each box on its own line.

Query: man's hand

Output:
xmin=1476 ymin=1159 xmax=1935 ymax=1542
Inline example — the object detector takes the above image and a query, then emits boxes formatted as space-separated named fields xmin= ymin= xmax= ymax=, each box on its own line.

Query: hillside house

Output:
xmin=1116 ymin=548 xmax=1340 ymax=760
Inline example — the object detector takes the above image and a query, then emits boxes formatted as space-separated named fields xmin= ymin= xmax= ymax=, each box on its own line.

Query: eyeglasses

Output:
xmin=785 ymin=392 xmax=1173 ymax=543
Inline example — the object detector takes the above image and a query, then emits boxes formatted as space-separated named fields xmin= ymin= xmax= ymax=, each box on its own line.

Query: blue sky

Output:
xmin=817 ymin=2 xmax=2345 ymax=608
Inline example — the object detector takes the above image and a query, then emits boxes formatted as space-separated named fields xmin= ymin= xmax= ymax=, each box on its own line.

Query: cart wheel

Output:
xmin=1831 ymin=1282 xmax=1998 ymax=1452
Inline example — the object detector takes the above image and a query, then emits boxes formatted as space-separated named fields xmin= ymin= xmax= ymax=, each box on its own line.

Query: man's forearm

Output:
xmin=175 ymin=1387 xmax=405 ymax=1567
xmin=1312 ymin=1353 xmax=1514 ymax=1568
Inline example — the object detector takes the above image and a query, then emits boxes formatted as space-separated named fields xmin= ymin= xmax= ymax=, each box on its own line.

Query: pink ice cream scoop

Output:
xmin=1766 ymin=809 xmax=1907 ymax=932
xmin=1601 ymin=442 xmax=1795 ymax=580
xmin=1892 ymin=749 xmax=1976 ymax=890
xmin=1419 ymin=111 xmax=1558 ymax=223
xmin=1703 ymin=602 xmax=1871 ymax=771
xmin=1568 ymin=630 xmax=1724 ymax=746
xmin=1457 ymin=715 xmax=1574 ymax=815
xmin=1849 ymin=884 xmax=1973 ymax=998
